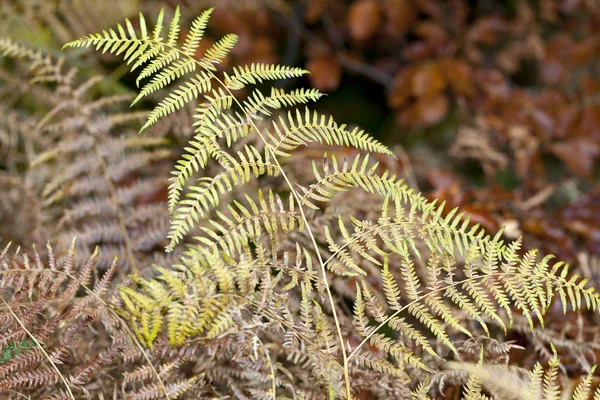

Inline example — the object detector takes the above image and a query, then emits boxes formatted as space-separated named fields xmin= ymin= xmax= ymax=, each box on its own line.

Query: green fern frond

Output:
xmin=167 ymin=134 xmax=227 ymax=214
xmin=299 ymin=153 xmax=410 ymax=209
xmin=192 ymin=88 xmax=235 ymax=130
xmin=182 ymin=9 xmax=212 ymax=56
xmin=194 ymin=189 xmax=304 ymax=256
xmin=165 ymin=6 xmax=181 ymax=47
xmin=64 ymin=8 xmax=600 ymax=398
xmin=268 ymin=108 xmax=392 ymax=158
xmin=449 ymin=358 xmax=600 ymax=400
xmin=196 ymin=111 xmax=254 ymax=146
xmin=574 ymin=365 xmax=597 ymax=400
xmin=167 ymin=146 xmax=280 ymax=250
xmin=243 ymin=88 xmax=322 ymax=120
xmin=140 ymin=71 xmax=212 ymax=129
xmin=352 ymin=351 xmax=406 ymax=377
xmin=462 ymin=374 xmax=486 ymax=400
xmin=411 ymin=377 xmax=432 ymax=400
xmin=135 ymin=48 xmax=178 ymax=85
xmin=224 ymin=64 xmax=309 ymax=90
xmin=198 ymin=34 xmax=238 ymax=70
xmin=63 ymin=7 xmax=226 ymax=133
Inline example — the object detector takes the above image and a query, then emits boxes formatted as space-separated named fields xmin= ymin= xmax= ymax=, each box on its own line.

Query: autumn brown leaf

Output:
xmin=348 ymin=0 xmax=381 ymax=41
xmin=306 ymin=54 xmax=342 ymax=92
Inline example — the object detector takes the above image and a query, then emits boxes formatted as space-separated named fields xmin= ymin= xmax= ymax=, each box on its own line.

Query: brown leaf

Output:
xmin=475 ymin=69 xmax=509 ymax=99
xmin=582 ymin=74 xmax=600 ymax=97
xmin=579 ymin=104 xmax=600 ymax=139
xmin=241 ymin=36 xmax=277 ymax=65
xmin=466 ymin=16 xmax=508 ymax=46
xmin=439 ymin=58 xmax=474 ymax=96
xmin=558 ymin=193 xmax=600 ymax=247
xmin=383 ymin=0 xmax=416 ymax=38
xmin=550 ymin=137 xmax=600 ymax=176
xmin=306 ymin=55 xmax=342 ymax=92
xmin=388 ymin=68 xmax=415 ymax=109
xmin=411 ymin=63 xmax=446 ymax=98
xmin=459 ymin=204 xmax=499 ymax=233
xmin=540 ymin=57 xmax=567 ymax=85
xmin=523 ymin=213 xmax=576 ymax=263
xmin=402 ymin=41 xmax=435 ymax=61
xmin=414 ymin=94 xmax=449 ymax=125
xmin=348 ymin=0 xmax=381 ymax=41
xmin=412 ymin=0 xmax=444 ymax=20
xmin=413 ymin=21 xmax=449 ymax=48
xmin=570 ymin=38 xmax=599 ymax=66
xmin=304 ymin=0 xmax=328 ymax=24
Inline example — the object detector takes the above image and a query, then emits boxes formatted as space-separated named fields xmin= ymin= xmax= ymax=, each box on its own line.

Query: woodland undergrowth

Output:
xmin=0 ymin=2 xmax=600 ymax=400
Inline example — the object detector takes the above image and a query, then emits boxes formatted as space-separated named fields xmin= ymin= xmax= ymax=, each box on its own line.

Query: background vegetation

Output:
xmin=1 ymin=0 xmax=600 ymax=399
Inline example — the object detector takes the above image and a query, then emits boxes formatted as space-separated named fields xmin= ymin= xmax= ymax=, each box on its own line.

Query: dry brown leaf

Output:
xmin=411 ymin=63 xmax=446 ymax=98
xmin=550 ymin=137 xmax=600 ymax=176
xmin=383 ymin=0 xmax=416 ymax=38
xmin=348 ymin=0 xmax=381 ymax=41
xmin=306 ymin=55 xmax=342 ymax=92
xmin=440 ymin=58 xmax=474 ymax=96
xmin=414 ymin=94 xmax=449 ymax=125
xmin=388 ymin=68 xmax=415 ymax=109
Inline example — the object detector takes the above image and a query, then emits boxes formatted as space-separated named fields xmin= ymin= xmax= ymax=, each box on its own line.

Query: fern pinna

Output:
xmin=64 ymin=7 xmax=600 ymax=399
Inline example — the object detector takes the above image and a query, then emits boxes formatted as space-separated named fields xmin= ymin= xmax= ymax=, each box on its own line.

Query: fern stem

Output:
xmin=158 ymin=43 xmax=354 ymax=398
xmin=92 ymin=140 xmax=138 ymax=273
xmin=0 ymin=296 xmax=76 ymax=399
xmin=256 ymin=337 xmax=277 ymax=399
xmin=217 ymin=81 xmax=353 ymax=399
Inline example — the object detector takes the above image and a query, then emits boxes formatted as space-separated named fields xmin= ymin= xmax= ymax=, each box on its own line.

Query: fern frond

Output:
xmin=64 ymin=8 xmax=600 ymax=399
xmin=243 ymin=88 xmax=322 ymax=120
xmin=462 ymin=374 xmax=484 ymax=400
xmin=194 ymin=189 xmax=304 ymax=255
xmin=198 ymin=34 xmax=238 ymax=70
xmin=167 ymin=146 xmax=279 ymax=250
xmin=300 ymin=153 xmax=409 ymax=209
xmin=347 ymin=200 xmax=600 ymax=375
xmin=141 ymin=71 xmax=212 ymax=129
xmin=182 ymin=9 xmax=213 ymax=56
xmin=268 ymin=108 xmax=392 ymax=158
xmin=224 ymin=64 xmax=309 ymax=90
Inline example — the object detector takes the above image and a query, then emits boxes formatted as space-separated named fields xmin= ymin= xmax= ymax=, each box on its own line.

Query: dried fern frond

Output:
xmin=0 ymin=240 xmax=117 ymax=398
xmin=0 ymin=39 xmax=176 ymax=273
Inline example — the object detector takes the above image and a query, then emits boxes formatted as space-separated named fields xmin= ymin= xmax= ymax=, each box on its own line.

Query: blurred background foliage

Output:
xmin=2 ymin=0 xmax=600 ymax=393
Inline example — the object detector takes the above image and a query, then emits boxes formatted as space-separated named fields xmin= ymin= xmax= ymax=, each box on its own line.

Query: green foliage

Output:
xmin=58 ymin=6 xmax=600 ymax=399
xmin=0 ymin=340 xmax=37 ymax=364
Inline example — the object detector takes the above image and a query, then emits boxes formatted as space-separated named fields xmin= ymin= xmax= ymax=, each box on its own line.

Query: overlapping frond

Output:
xmin=166 ymin=145 xmax=280 ymax=251
xmin=444 ymin=357 xmax=600 ymax=400
xmin=347 ymin=199 xmax=600 ymax=374
xmin=64 ymin=7 xmax=397 ymax=252
xmin=62 ymin=7 xmax=600 ymax=399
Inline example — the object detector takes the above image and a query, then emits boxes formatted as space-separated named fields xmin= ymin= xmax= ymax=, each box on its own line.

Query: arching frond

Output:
xmin=224 ymin=64 xmax=308 ymax=90
xmin=267 ymin=108 xmax=392 ymax=158
xmin=166 ymin=145 xmax=279 ymax=250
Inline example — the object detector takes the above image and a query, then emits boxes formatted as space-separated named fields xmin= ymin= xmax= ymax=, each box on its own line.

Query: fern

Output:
xmin=440 ymin=355 xmax=600 ymax=400
xmin=64 ymin=7 xmax=600 ymax=399
xmin=0 ymin=38 xmax=178 ymax=272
